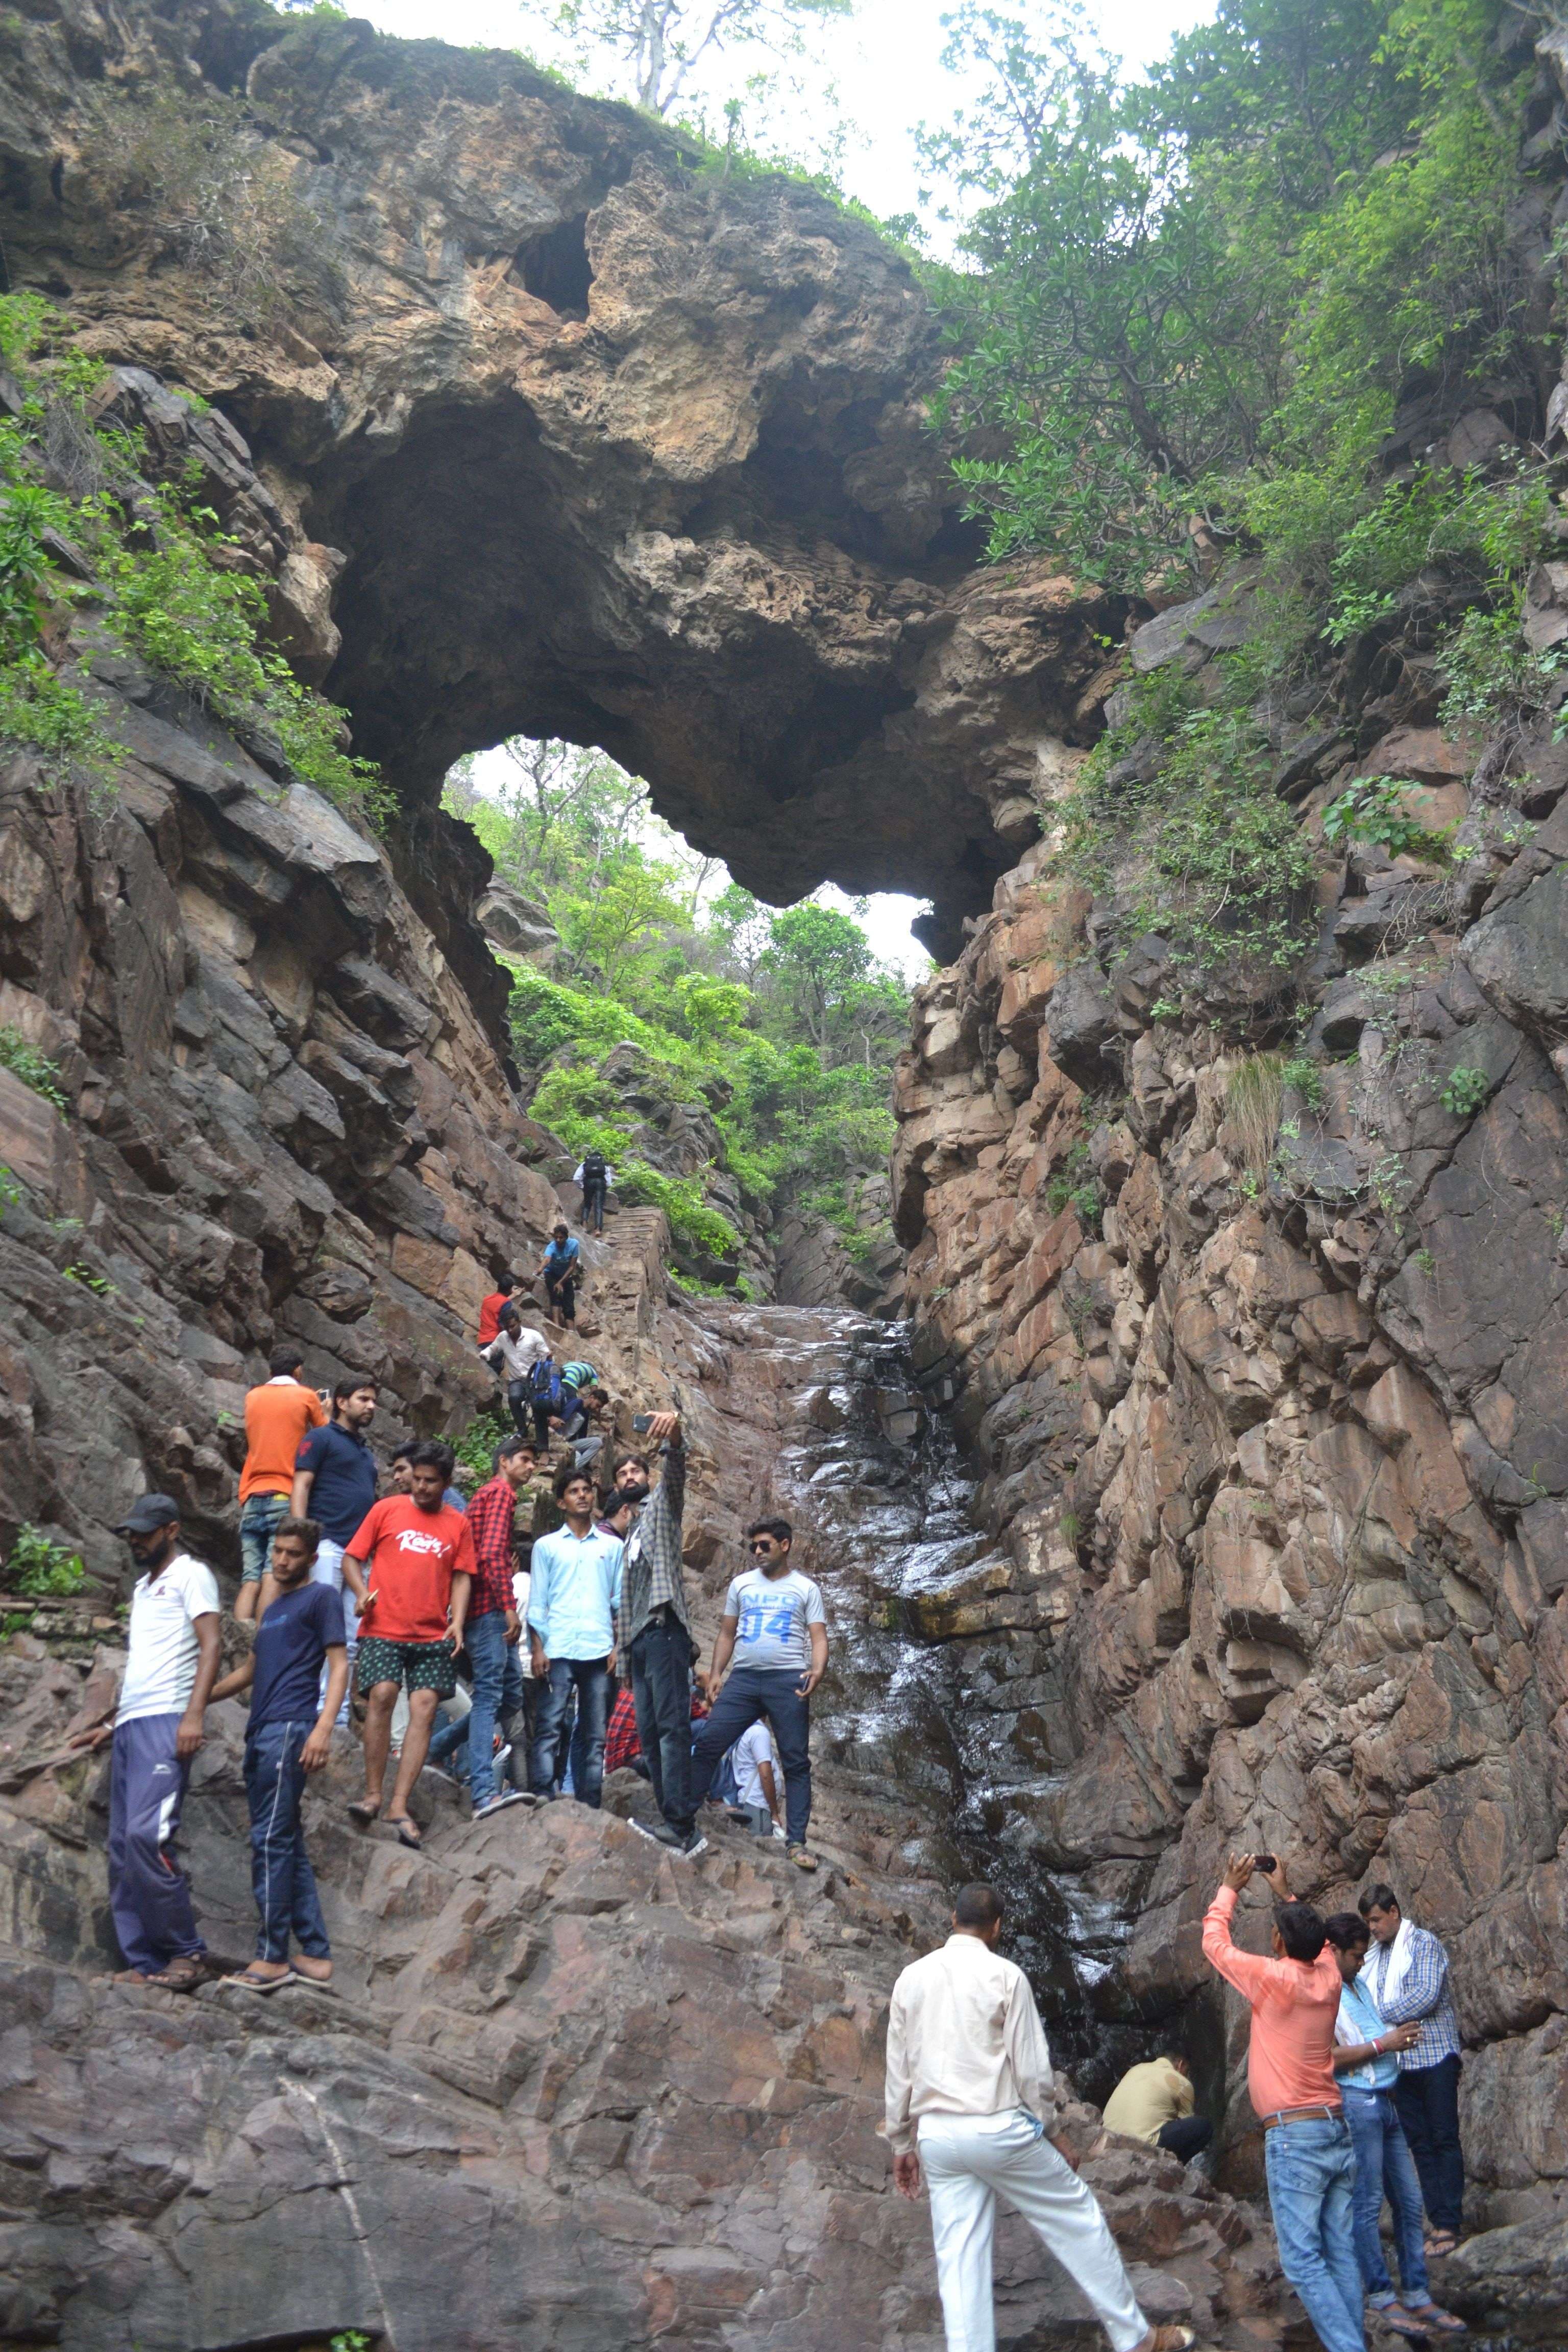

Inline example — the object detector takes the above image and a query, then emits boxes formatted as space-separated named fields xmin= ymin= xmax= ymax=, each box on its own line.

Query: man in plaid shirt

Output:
xmin=1358 ymin=1884 xmax=1465 ymax=2251
xmin=457 ymin=1434 xmax=535 ymax=1818
xmin=612 ymin=1412 xmax=706 ymax=1856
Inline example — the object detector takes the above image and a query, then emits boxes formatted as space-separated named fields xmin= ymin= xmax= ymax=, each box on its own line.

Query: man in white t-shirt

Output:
xmin=690 ymin=1515 xmax=827 ymax=1871
xmin=70 ymin=1493 xmax=221 ymax=1991
xmin=729 ymin=1717 xmax=785 ymax=1837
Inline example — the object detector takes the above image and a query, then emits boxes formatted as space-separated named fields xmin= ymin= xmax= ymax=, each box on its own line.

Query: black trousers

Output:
xmin=629 ymin=1611 xmax=693 ymax=1834
xmin=1394 ymin=2053 xmax=1464 ymax=2235
xmin=582 ymin=1180 xmax=606 ymax=1233
xmin=1156 ymin=2116 xmax=1213 ymax=2162
xmin=546 ymin=1270 xmax=577 ymax=1322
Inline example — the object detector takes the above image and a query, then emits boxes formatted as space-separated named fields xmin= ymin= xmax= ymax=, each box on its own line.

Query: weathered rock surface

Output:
xmin=3 ymin=0 xmax=1122 ymax=969
xmin=890 ymin=775 xmax=1568 ymax=2234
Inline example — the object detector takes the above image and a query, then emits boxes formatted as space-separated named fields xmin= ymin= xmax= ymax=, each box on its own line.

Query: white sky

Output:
xmin=388 ymin=0 xmax=1215 ymax=973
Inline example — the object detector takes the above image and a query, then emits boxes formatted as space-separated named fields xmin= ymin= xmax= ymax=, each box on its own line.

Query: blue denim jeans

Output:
xmin=458 ymin=1611 xmax=509 ymax=1808
xmin=530 ymin=1657 xmax=609 ymax=1806
xmin=1263 ymin=2114 xmax=1366 ymax=2352
xmin=1342 ymin=2086 xmax=1429 ymax=2309
xmin=689 ymin=1664 xmax=813 ymax=1845
xmin=243 ymin=1718 xmax=330 ymax=1965
xmin=239 ymin=1491 xmax=289 ymax=1585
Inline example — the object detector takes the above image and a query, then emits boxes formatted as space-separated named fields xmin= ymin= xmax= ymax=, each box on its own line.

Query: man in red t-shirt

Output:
xmin=236 ymin=1348 xmax=328 ymax=1622
xmin=343 ymin=1442 xmax=475 ymax=1849
xmin=476 ymin=1272 xmax=519 ymax=1351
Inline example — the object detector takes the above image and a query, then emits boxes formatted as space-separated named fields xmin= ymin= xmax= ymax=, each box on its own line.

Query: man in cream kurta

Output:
xmin=885 ymin=1884 xmax=1192 ymax=2352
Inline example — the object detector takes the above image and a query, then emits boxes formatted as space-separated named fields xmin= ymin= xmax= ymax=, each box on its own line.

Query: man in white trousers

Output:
xmin=886 ymin=1883 xmax=1194 ymax=2352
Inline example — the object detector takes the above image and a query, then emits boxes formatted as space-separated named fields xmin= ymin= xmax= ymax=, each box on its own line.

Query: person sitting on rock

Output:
xmin=209 ymin=1516 xmax=348 ymax=1993
xmin=1203 ymin=1853 xmax=1364 ymax=2352
xmin=68 ymin=1494 xmax=222 ymax=1993
xmin=526 ymin=1463 xmax=622 ymax=1808
xmin=476 ymin=1269 xmax=519 ymax=1349
xmin=236 ymin=1345 xmax=327 ymax=1624
xmin=1357 ymin=1883 xmax=1466 ymax=2262
xmin=727 ymin=1716 xmax=785 ymax=1837
xmin=689 ymin=1517 xmax=826 ymax=1873
xmin=541 ymin=1221 xmax=581 ymax=1325
xmin=612 ymin=1418 xmax=704 ymax=1856
xmin=887 ymin=1881 xmax=1192 ymax=2352
xmin=1101 ymin=2054 xmax=1212 ymax=2165
xmin=342 ymin=1442 xmax=475 ymax=1852
xmin=1325 ymin=1913 xmax=1465 ymax=2339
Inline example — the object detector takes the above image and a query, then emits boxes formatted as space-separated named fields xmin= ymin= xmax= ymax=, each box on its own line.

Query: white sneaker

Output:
xmin=473 ymin=1790 xmax=529 ymax=1820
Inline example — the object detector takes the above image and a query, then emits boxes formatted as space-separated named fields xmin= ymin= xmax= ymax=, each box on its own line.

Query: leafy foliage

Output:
xmin=6 ymin=1524 xmax=87 ymax=1597
xmin=0 ymin=1027 xmax=66 ymax=1111
xmin=1439 ymin=1064 xmax=1490 ymax=1115
xmin=1322 ymin=778 xmax=1443 ymax=859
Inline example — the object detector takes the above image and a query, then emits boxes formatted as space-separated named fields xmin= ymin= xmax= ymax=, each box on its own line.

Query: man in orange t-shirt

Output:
xmin=236 ymin=1348 xmax=327 ymax=1622
xmin=343 ymin=1443 xmax=475 ymax=1848
xmin=477 ymin=1272 xmax=518 ymax=1350
xmin=1203 ymin=1854 xmax=1364 ymax=2352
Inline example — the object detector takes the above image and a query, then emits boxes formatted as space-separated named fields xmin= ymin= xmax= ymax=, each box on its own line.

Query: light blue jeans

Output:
xmin=1342 ymin=2086 xmax=1429 ymax=2310
xmin=1263 ymin=2114 xmax=1366 ymax=2352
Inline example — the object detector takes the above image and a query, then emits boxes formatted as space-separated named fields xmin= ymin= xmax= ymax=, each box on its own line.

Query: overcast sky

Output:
xmin=367 ymin=0 xmax=1215 ymax=972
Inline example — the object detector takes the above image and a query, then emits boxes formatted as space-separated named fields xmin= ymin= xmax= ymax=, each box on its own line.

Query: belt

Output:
xmin=1261 ymin=2104 xmax=1341 ymax=2131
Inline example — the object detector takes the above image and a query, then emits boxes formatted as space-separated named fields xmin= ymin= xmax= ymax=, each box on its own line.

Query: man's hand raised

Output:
xmin=644 ymin=1411 xmax=680 ymax=1447
xmin=1221 ymin=1851 xmax=1257 ymax=1893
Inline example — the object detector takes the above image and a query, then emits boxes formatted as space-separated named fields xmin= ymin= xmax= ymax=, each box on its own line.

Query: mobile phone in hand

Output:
xmin=1254 ymin=1852 xmax=1277 ymax=1873
xmin=631 ymin=1414 xmax=653 ymax=1433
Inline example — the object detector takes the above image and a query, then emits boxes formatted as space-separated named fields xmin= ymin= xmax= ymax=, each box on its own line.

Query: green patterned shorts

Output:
xmin=356 ymin=1635 xmax=457 ymax=1699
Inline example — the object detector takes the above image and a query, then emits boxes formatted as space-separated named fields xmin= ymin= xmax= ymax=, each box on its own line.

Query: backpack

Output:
xmin=582 ymin=1149 xmax=607 ymax=1186
xmin=527 ymin=1355 xmax=560 ymax=1407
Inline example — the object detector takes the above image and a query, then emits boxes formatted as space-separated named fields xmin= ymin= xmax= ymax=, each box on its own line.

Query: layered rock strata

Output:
xmin=891 ymin=715 xmax=1568 ymax=2233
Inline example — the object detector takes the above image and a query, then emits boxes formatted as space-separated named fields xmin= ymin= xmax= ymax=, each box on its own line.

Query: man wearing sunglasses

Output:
xmin=689 ymin=1517 xmax=827 ymax=1872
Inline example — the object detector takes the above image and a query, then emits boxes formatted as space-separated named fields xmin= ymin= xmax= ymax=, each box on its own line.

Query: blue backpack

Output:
xmin=527 ymin=1355 xmax=561 ymax=1408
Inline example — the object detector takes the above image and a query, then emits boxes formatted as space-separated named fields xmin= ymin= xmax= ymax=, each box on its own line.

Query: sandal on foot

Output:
xmin=230 ymin=1965 xmax=294 ymax=1995
xmin=1143 ymin=2329 xmax=1197 ymax=2352
xmin=1425 ymin=2231 xmax=1460 ymax=2258
xmin=146 ymin=1955 xmax=204 ymax=1993
xmin=1407 ymin=2305 xmax=1467 ymax=2333
xmin=787 ymin=1844 xmax=818 ymax=1872
xmin=348 ymin=1799 xmax=381 ymax=1824
xmin=388 ymin=1817 xmax=423 ymax=1850
xmin=288 ymin=1957 xmax=334 ymax=1985
xmin=111 ymin=1967 xmax=155 ymax=1985
xmin=1379 ymin=2309 xmax=1432 ymax=2342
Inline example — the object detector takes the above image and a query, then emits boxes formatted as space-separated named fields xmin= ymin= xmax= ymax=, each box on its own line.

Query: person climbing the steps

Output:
xmin=1203 ymin=1852 xmax=1365 ymax=2352
xmin=614 ymin=1416 xmax=705 ymax=1857
xmin=236 ymin=1346 xmax=327 ymax=1623
xmin=541 ymin=1221 xmax=581 ymax=1325
xmin=476 ymin=1270 xmax=520 ymax=1350
xmin=690 ymin=1516 xmax=826 ymax=1872
xmin=526 ymin=1462 xmax=623 ymax=1808
xmin=886 ymin=1882 xmax=1192 ymax=2352
xmin=342 ymin=1442 xmax=475 ymax=1851
xmin=68 ymin=1496 xmax=222 ymax=1993
xmin=523 ymin=1349 xmax=566 ymax=1454
xmin=484 ymin=1307 xmax=552 ymax=1442
xmin=574 ymin=1149 xmax=611 ymax=1235
xmin=289 ymin=1375 xmax=379 ymax=1712
xmin=1325 ymin=1913 xmax=1465 ymax=2339
xmin=208 ymin=1516 xmax=347 ymax=1993
xmin=450 ymin=1432 xmax=536 ymax=1819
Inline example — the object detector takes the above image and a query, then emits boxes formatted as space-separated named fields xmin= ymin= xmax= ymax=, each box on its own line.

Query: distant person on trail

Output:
xmin=209 ymin=1516 xmax=347 ymax=1993
xmin=477 ymin=1271 xmax=519 ymax=1349
xmin=542 ymin=1222 xmax=581 ymax=1325
xmin=236 ymin=1346 xmax=327 ymax=1623
xmin=289 ymin=1376 xmax=379 ymax=1712
xmin=886 ymin=1882 xmax=1188 ymax=2352
xmin=1102 ymin=2055 xmax=1212 ymax=2163
xmin=1325 ymin=1913 xmax=1464 ymax=2340
xmin=613 ymin=1416 xmax=705 ymax=1857
xmin=689 ymin=1516 xmax=826 ymax=1873
xmin=574 ymin=1150 xmax=611 ymax=1234
xmin=68 ymin=1496 xmax=221 ymax=1993
xmin=526 ymin=1463 xmax=622 ymax=1808
xmin=1203 ymin=1853 xmax=1364 ymax=2352
xmin=1357 ymin=1883 xmax=1466 ymax=2261
xmin=343 ymin=1442 xmax=475 ymax=1851
xmin=485 ymin=1308 xmax=552 ymax=1441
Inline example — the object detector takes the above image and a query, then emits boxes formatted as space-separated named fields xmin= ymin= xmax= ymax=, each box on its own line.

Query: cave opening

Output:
xmin=516 ymin=215 xmax=594 ymax=318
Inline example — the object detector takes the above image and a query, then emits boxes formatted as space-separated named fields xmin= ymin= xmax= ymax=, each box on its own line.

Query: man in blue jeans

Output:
xmin=1203 ymin=1853 xmax=1365 ymax=2352
xmin=690 ymin=1516 xmax=828 ymax=1873
xmin=209 ymin=1517 xmax=348 ymax=1989
xmin=1325 ymin=1914 xmax=1465 ymax=2338
xmin=527 ymin=1463 xmax=622 ymax=1806
xmin=1359 ymin=1883 xmax=1467 ymax=2259
xmin=446 ymin=1434 xmax=536 ymax=1818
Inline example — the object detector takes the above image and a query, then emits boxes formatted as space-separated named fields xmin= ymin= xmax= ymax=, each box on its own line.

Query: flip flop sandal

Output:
xmin=388 ymin=1818 xmax=423 ymax=1850
xmin=230 ymin=1966 xmax=295 ymax=1995
xmin=1407 ymin=2307 xmax=1467 ymax=2333
xmin=146 ymin=1956 xmax=204 ymax=1993
xmin=288 ymin=1963 xmax=335 ymax=1988
xmin=1425 ymin=2232 xmax=1460 ymax=2257
xmin=111 ymin=1968 xmax=156 ymax=1985
xmin=1379 ymin=2310 xmax=1431 ymax=2341
xmin=348 ymin=1800 xmax=381 ymax=1824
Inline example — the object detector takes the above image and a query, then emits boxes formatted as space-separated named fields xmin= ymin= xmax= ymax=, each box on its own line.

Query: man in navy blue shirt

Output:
xmin=289 ymin=1375 xmax=379 ymax=1709
xmin=210 ymin=1517 xmax=348 ymax=1991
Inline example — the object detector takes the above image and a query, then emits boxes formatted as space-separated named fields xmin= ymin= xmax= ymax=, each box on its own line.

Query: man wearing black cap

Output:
xmin=70 ymin=1496 xmax=221 ymax=1991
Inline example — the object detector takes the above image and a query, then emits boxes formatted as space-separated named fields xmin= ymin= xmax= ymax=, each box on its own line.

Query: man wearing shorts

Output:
xmin=342 ymin=1441 xmax=475 ymax=1850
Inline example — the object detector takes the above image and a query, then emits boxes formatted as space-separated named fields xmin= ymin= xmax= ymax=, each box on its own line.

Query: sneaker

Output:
xmin=493 ymin=1740 xmax=511 ymax=1773
xmin=650 ymin=1821 xmax=707 ymax=1859
xmin=473 ymin=1790 xmax=529 ymax=1820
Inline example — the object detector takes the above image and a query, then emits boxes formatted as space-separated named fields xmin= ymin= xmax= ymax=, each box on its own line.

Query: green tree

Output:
xmin=551 ymin=0 xmax=850 ymax=117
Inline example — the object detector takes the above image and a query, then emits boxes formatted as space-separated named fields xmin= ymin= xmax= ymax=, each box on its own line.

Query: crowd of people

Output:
xmin=72 ymin=1217 xmax=829 ymax=2000
xmin=64 ymin=1210 xmax=1479 ymax=2352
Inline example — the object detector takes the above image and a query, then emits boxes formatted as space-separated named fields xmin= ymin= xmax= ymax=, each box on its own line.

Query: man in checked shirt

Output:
xmin=1358 ymin=1884 xmax=1466 ymax=2256
xmin=612 ymin=1412 xmax=706 ymax=1858
xmin=458 ymin=1434 xmax=537 ymax=1818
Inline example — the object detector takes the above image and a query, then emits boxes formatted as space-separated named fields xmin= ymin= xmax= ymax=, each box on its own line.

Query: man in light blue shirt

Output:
xmin=527 ymin=1461 xmax=622 ymax=1807
xmin=1325 ymin=1915 xmax=1464 ymax=2340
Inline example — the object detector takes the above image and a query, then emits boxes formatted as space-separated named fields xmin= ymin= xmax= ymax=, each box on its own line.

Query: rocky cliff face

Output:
xmin=2 ymin=0 xmax=1119 ymax=972
xmin=890 ymin=636 xmax=1568 ymax=2236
